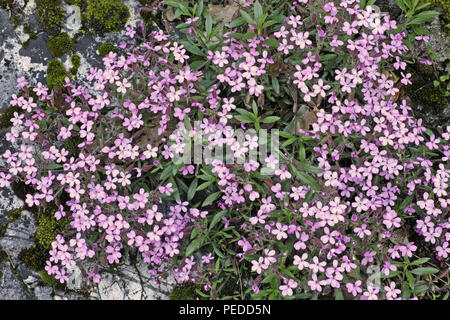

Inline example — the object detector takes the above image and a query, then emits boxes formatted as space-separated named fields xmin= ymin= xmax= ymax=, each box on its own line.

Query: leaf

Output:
xmin=261 ymin=116 xmax=280 ymax=123
xmin=292 ymin=165 xmax=319 ymax=190
xmin=271 ymin=76 xmax=280 ymax=95
xmin=395 ymin=0 xmax=407 ymax=12
xmin=187 ymin=178 xmax=198 ymax=201
xmin=202 ymin=191 xmax=221 ymax=207
xmin=45 ymin=163 xmax=62 ymax=170
xmin=197 ymin=179 xmax=215 ymax=191
xmin=185 ymin=237 xmax=203 ymax=257
xmin=205 ymin=13 xmax=213 ymax=36
xmin=229 ymin=17 xmax=246 ymax=28
xmin=240 ymin=9 xmax=255 ymax=25
xmin=264 ymin=38 xmax=279 ymax=48
xmin=410 ymin=257 xmax=430 ymax=266
xmin=209 ymin=210 xmax=227 ymax=231
xmin=298 ymin=162 xmax=324 ymax=174
xmin=411 ymin=267 xmax=439 ymax=275
xmin=253 ymin=0 xmax=263 ymax=22
xmin=407 ymin=11 xmax=440 ymax=26
xmin=178 ymin=40 xmax=205 ymax=57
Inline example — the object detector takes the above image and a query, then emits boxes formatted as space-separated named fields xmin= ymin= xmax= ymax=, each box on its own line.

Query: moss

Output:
xmin=63 ymin=0 xmax=82 ymax=5
xmin=169 ymin=282 xmax=204 ymax=300
xmin=97 ymin=43 xmax=116 ymax=57
xmin=8 ymin=206 xmax=24 ymax=223
xmin=36 ymin=0 xmax=65 ymax=33
xmin=36 ymin=210 xmax=69 ymax=249
xmin=70 ymin=54 xmax=81 ymax=75
xmin=47 ymin=32 xmax=74 ymax=58
xmin=46 ymin=59 xmax=70 ymax=90
xmin=0 ymin=105 xmax=21 ymax=129
xmin=18 ymin=244 xmax=49 ymax=271
xmin=36 ymin=215 xmax=58 ymax=249
xmin=85 ymin=0 xmax=130 ymax=33
xmin=405 ymin=80 xmax=448 ymax=105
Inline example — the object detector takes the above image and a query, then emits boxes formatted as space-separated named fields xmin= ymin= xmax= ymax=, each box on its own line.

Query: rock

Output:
xmin=426 ymin=16 xmax=450 ymax=65
xmin=0 ymin=210 xmax=36 ymax=259
xmin=0 ymin=263 xmax=32 ymax=300
xmin=34 ymin=286 xmax=53 ymax=300
xmin=375 ymin=0 xmax=402 ymax=20
xmin=66 ymin=265 xmax=83 ymax=290
xmin=89 ymin=256 xmax=175 ymax=300
xmin=62 ymin=4 xmax=82 ymax=38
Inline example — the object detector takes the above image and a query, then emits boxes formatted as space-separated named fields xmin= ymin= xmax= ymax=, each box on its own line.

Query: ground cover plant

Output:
xmin=0 ymin=0 xmax=449 ymax=300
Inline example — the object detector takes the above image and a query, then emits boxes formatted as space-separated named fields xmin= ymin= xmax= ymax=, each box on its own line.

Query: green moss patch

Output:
xmin=36 ymin=0 xmax=65 ymax=33
xmin=169 ymin=282 xmax=205 ymax=300
xmin=97 ymin=43 xmax=116 ymax=57
xmin=46 ymin=59 xmax=70 ymax=90
xmin=18 ymin=244 xmax=49 ymax=271
xmin=47 ymin=32 xmax=74 ymax=58
xmin=86 ymin=0 xmax=130 ymax=33
xmin=0 ymin=105 xmax=21 ymax=129
xmin=70 ymin=54 xmax=81 ymax=75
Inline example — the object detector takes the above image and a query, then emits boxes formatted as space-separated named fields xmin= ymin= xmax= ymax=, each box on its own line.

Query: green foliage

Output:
xmin=8 ymin=206 xmax=24 ymax=223
xmin=18 ymin=244 xmax=49 ymax=271
xmin=86 ymin=0 xmax=130 ymax=33
xmin=38 ymin=270 xmax=59 ymax=287
xmin=22 ymin=24 xmax=39 ymax=49
xmin=97 ymin=43 xmax=116 ymax=57
xmin=62 ymin=135 xmax=83 ymax=156
xmin=169 ymin=282 xmax=204 ymax=300
xmin=36 ymin=0 xmax=65 ymax=33
xmin=47 ymin=32 xmax=74 ymax=58
xmin=0 ymin=105 xmax=21 ymax=129
xmin=46 ymin=59 xmax=70 ymax=90
xmin=405 ymin=73 xmax=449 ymax=105
xmin=70 ymin=54 xmax=81 ymax=75
xmin=63 ymin=0 xmax=82 ymax=5
xmin=36 ymin=212 xmax=68 ymax=249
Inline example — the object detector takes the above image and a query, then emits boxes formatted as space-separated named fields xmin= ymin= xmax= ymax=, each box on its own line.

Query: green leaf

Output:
xmin=187 ymin=178 xmax=198 ymax=201
xmin=235 ymin=114 xmax=254 ymax=123
xmin=261 ymin=116 xmax=280 ymax=123
xmin=229 ymin=17 xmax=246 ymax=28
xmin=240 ymin=9 xmax=255 ymax=25
xmin=44 ymin=163 xmax=62 ymax=170
xmin=254 ymin=0 xmax=263 ymax=22
xmin=209 ymin=210 xmax=227 ymax=231
xmin=262 ymin=20 xmax=279 ymax=29
xmin=264 ymin=38 xmax=279 ymax=48
xmin=197 ymin=180 xmax=215 ymax=191
xmin=410 ymin=267 xmax=439 ymax=275
xmin=410 ymin=257 xmax=430 ymax=266
xmin=202 ymin=191 xmax=221 ymax=207
xmin=395 ymin=0 xmax=407 ymax=12
xmin=185 ymin=237 xmax=203 ymax=257
xmin=407 ymin=11 xmax=440 ymax=26
xmin=178 ymin=40 xmax=205 ymax=57
xmin=298 ymin=162 xmax=324 ymax=174
xmin=271 ymin=76 xmax=280 ymax=95
xmin=292 ymin=166 xmax=319 ymax=190
xmin=205 ymin=13 xmax=213 ymax=36
xmin=160 ymin=164 xmax=174 ymax=181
